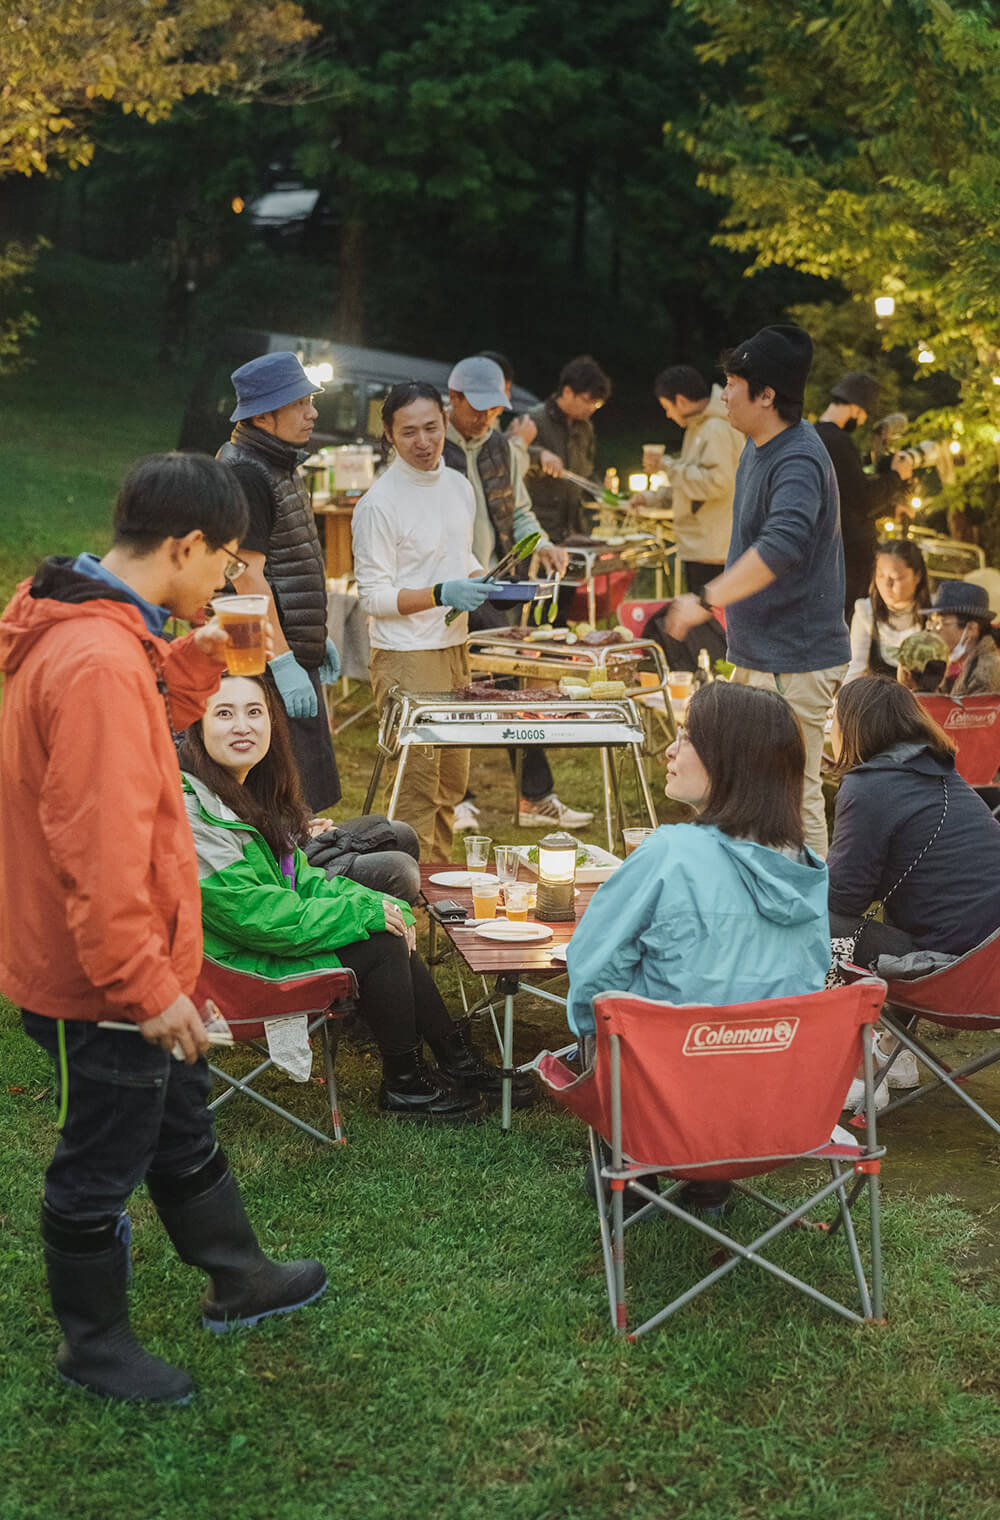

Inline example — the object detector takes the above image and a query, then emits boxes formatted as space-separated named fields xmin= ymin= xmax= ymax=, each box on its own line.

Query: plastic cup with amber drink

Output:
xmin=504 ymin=883 xmax=533 ymax=922
xmin=471 ymin=882 xmax=501 ymax=919
xmin=210 ymin=595 xmax=270 ymax=676
xmin=622 ymin=827 xmax=656 ymax=857
xmin=463 ymin=835 xmax=492 ymax=873
xmin=667 ymin=669 xmax=694 ymax=702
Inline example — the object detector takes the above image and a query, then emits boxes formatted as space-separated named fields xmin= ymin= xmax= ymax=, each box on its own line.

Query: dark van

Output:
xmin=178 ymin=327 xmax=540 ymax=454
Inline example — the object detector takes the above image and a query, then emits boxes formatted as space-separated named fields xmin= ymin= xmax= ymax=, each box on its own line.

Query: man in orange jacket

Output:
xmin=0 ymin=453 xmax=327 ymax=1405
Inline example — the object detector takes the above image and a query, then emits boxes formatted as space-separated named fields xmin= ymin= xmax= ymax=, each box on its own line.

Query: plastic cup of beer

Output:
xmin=493 ymin=845 xmax=520 ymax=886
xmin=463 ymin=835 xmax=492 ymax=872
xmin=471 ymin=881 xmax=501 ymax=919
xmin=210 ymin=595 xmax=269 ymax=676
xmin=622 ymin=827 xmax=656 ymax=857
xmin=668 ymin=670 xmax=694 ymax=701
xmin=504 ymin=883 xmax=532 ymax=922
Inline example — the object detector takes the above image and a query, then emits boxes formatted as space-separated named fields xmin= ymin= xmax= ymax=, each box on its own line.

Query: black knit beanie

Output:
xmin=727 ymin=324 xmax=813 ymax=405
xmin=830 ymin=370 xmax=880 ymax=413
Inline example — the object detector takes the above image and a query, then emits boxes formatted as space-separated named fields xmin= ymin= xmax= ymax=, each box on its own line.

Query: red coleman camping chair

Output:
xmin=916 ymin=695 xmax=1000 ymax=785
xmin=196 ymin=957 xmax=358 ymax=1147
xmin=535 ymin=981 xmax=887 ymax=1339
xmin=853 ymin=928 xmax=1000 ymax=1144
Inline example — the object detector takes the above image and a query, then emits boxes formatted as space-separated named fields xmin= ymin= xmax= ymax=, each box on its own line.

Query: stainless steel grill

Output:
xmin=362 ymin=687 xmax=658 ymax=850
xmin=559 ymin=535 xmax=669 ymax=621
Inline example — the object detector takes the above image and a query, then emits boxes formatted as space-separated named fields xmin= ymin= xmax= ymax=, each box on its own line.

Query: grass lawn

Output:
xmin=2 ymin=253 xmax=1000 ymax=1520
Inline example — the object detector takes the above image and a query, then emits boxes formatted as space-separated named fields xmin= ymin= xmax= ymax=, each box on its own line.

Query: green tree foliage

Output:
xmin=0 ymin=0 xmax=316 ymax=369
xmin=677 ymin=0 xmax=1000 ymax=530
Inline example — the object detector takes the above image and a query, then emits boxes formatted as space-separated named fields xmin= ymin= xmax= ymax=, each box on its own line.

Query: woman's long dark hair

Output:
xmin=686 ymin=682 xmax=806 ymax=850
xmin=833 ymin=674 xmax=955 ymax=774
xmin=177 ymin=673 xmax=312 ymax=859
xmin=870 ymin=539 xmax=929 ymax=625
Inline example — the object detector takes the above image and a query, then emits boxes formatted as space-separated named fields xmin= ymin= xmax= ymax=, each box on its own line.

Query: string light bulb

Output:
xmin=917 ymin=347 xmax=935 ymax=364
xmin=874 ymin=296 xmax=895 ymax=319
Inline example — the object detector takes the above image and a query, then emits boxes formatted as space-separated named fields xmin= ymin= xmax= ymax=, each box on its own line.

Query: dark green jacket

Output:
xmin=524 ymin=396 xmax=597 ymax=543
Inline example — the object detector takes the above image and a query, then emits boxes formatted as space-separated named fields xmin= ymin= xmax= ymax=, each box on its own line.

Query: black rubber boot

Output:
xmin=676 ymin=1180 xmax=732 ymax=1219
xmin=378 ymin=1047 xmax=484 ymax=1123
xmin=429 ymin=1023 xmax=535 ymax=1109
xmin=148 ymin=1160 xmax=327 ymax=1335
xmin=42 ymin=1205 xmax=193 ymax=1404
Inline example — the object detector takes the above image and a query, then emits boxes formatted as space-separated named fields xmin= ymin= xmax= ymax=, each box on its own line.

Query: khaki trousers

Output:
xmin=369 ymin=645 xmax=471 ymax=863
xmin=729 ymin=663 xmax=847 ymax=857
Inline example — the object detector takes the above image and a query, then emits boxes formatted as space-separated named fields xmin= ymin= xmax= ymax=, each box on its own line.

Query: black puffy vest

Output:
xmin=443 ymin=430 xmax=515 ymax=560
xmin=218 ymin=425 xmax=327 ymax=668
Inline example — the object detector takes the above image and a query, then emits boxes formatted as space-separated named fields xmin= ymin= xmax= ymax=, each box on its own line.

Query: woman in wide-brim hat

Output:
xmin=920 ymin=579 xmax=1000 ymax=696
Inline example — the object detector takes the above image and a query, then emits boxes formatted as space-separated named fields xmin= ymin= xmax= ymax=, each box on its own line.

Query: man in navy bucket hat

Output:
xmin=217 ymin=352 xmax=343 ymax=810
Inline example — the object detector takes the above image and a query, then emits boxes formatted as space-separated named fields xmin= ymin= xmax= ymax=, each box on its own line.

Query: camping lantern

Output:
xmin=535 ymin=831 xmax=578 ymax=922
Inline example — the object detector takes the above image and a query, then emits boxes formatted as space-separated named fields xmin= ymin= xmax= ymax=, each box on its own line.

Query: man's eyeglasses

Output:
xmin=221 ymin=551 xmax=249 ymax=581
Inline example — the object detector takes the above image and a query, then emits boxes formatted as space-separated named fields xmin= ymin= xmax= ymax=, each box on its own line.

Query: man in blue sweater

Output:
xmin=667 ymin=324 xmax=849 ymax=854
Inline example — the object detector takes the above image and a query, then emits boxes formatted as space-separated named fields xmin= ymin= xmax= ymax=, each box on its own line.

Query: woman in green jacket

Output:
xmin=178 ymin=673 xmax=516 ymax=1122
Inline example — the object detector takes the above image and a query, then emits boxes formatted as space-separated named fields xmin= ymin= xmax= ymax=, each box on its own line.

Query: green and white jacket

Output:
xmin=181 ymin=773 xmax=412 ymax=980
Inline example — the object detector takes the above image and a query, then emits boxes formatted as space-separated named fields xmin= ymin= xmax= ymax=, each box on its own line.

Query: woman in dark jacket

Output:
xmin=827 ymin=676 xmax=1000 ymax=968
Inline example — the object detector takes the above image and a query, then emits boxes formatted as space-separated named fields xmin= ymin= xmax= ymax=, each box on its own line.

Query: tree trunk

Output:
xmin=336 ymin=217 xmax=365 ymax=344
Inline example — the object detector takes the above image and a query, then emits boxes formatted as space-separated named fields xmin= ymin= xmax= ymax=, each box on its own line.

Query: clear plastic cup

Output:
xmin=622 ymin=827 xmax=656 ymax=857
xmin=463 ymin=835 xmax=492 ymax=872
xmin=493 ymin=845 xmax=520 ymax=886
xmin=504 ymin=883 xmax=532 ymax=921
xmin=210 ymin=595 xmax=269 ymax=676
xmin=668 ymin=670 xmax=694 ymax=701
xmin=471 ymin=882 xmax=501 ymax=919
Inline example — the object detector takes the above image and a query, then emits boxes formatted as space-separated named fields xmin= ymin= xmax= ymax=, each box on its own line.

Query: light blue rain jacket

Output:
xmin=565 ymin=822 xmax=831 ymax=1039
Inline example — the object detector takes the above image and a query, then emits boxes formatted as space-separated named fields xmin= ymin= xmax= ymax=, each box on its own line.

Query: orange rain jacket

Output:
xmin=0 ymin=562 xmax=226 ymax=1024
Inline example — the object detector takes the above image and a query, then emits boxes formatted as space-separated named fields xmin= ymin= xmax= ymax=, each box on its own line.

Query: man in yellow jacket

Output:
xmin=632 ymin=364 xmax=743 ymax=597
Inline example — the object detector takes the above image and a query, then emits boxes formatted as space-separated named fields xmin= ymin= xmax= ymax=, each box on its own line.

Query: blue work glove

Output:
xmin=268 ymin=651 xmax=318 ymax=719
xmin=440 ymin=578 xmax=497 ymax=612
xmin=318 ymin=636 xmax=341 ymax=685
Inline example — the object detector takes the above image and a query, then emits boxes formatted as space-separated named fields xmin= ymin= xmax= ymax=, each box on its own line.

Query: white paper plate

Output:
xmin=474 ymin=922 xmax=553 ymax=943
xmin=549 ymin=944 xmax=568 ymax=963
xmin=428 ymin=871 xmax=499 ymax=888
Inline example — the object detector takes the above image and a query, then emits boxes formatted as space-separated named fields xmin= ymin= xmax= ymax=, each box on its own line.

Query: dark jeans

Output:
xmin=682 ymin=561 xmax=725 ymax=598
xmin=335 ymin=933 xmax=454 ymax=1058
xmin=22 ymin=1012 xmax=217 ymax=1225
xmin=828 ymin=912 xmax=918 ymax=970
xmin=467 ymin=602 xmax=555 ymax=801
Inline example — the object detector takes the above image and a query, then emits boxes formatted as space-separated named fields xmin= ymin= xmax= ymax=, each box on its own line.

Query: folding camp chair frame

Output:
xmin=839 ymin=949 xmax=1000 ymax=1143
xmin=208 ymin=1003 xmax=353 ymax=1147
xmin=591 ymin=1024 xmax=886 ymax=1339
xmin=870 ymin=1011 xmax=1000 ymax=1142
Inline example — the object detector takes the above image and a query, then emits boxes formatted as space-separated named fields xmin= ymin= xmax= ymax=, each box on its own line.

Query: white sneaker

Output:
xmin=518 ymin=793 xmax=595 ymax=828
xmin=453 ymin=800 xmax=481 ymax=833
xmin=875 ymin=1035 xmax=920 ymax=1089
xmin=842 ymin=1077 xmax=889 ymax=1114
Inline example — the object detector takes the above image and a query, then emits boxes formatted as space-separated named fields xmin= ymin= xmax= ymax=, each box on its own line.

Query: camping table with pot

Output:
xmin=361 ymin=688 xmax=659 ymax=854
xmin=421 ymin=866 xmax=600 ymax=1129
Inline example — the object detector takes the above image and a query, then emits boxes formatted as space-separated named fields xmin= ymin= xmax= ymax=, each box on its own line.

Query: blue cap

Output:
xmin=447 ymin=355 xmax=510 ymax=411
xmin=230 ymin=351 xmax=323 ymax=422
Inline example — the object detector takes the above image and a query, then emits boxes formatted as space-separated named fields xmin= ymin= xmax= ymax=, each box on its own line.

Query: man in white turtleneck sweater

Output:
xmin=352 ymin=382 xmax=494 ymax=859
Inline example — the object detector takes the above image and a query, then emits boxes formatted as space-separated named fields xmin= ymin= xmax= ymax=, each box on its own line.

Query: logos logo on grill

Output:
xmin=942 ymin=708 xmax=997 ymax=730
xmin=682 ymin=1016 xmax=799 ymax=1056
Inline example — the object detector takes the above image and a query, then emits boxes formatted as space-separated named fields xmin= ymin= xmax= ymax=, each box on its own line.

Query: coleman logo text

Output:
xmin=683 ymin=1016 xmax=799 ymax=1056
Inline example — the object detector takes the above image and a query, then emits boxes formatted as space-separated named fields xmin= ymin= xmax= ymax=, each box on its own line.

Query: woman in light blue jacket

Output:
xmin=566 ymin=681 xmax=830 ymax=1211
xmin=567 ymin=682 xmax=829 ymax=1038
